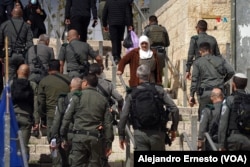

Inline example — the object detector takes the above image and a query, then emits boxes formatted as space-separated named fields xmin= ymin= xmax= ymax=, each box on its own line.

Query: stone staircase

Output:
xmin=28 ymin=40 xmax=199 ymax=167
xmin=28 ymin=108 xmax=199 ymax=166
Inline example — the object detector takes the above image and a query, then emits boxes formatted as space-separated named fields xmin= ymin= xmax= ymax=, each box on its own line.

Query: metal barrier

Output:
xmin=117 ymin=74 xmax=136 ymax=167
xmin=179 ymin=115 xmax=198 ymax=151
xmin=179 ymin=132 xmax=195 ymax=151
xmin=179 ymin=116 xmax=219 ymax=151
xmin=204 ymin=132 xmax=218 ymax=151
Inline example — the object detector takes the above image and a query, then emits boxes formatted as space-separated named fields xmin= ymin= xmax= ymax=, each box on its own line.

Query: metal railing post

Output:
xmin=191 ymin=115 xmax=198 ymax=150
xmin=164 ymin=48 xmax=169 ymax=88
xmin=247 ymin=68 xmax=250 ymax=93
xmin=204 ymin=132 xmax=217 ymax=151
xmin=183 ymin=60 xmax=187 ymax=107
xmin=109 ymin=55 xmax=117 ymax=88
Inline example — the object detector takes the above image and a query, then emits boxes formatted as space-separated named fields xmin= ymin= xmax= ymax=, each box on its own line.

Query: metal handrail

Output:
xmin=132 ymin=1 xmax=147 ymax=23
xmin=118 ymin=75 xmax=135 ymax=147
xmin=40 ymin=0 xmax=60 ymax=39
xmin=179 ymin=115 xmax=198 ymax=151
xmin=179 ymin=132 xmax=195 ymax=151
xmin=117 ymin=74 xmax=135 ymax=167
xmin=204 ymin=132 xmax=218 ymax=151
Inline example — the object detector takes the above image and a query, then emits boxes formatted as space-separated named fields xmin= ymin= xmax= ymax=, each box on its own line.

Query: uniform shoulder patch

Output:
xmin=58 ymin=93 xmax=67 ymax=98
xmin=191 ymin=35 xmax=199 ymax=40
xmin=61 ymin=43 xmax=68 ymax=47
xmin=73 ymin=91 xmax=82 ymax=97
xmin=205 ymin=104 xmax=214 ymax=110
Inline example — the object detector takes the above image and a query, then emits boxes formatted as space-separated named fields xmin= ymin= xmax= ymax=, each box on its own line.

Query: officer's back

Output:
xmin=89 ymin=63 xmax=124 ymax=112
xmin=218 ymin=73 xmax=250 ymax=151
xmin=186 ymin=19 xmax=220 ymax=80
xmin=0 ymin=7 xmax=33 ymax=79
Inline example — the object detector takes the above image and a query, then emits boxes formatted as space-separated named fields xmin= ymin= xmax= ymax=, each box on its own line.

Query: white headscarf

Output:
xmin=139 ymin=35 xmax=153 ymax=59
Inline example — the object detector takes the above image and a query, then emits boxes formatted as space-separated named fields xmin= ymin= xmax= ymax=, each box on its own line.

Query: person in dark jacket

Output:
xmin=23 ymin=0 xmax=46 ymax=38
xmin=65 ymin=0 xmax=97 ymax=42
xmin=11 ymin=64 xmax=34 ymax=160
xmin=102 ymin=0 xmax=133 ymax=64
xmin=0 ymin=0 xmax=14 ymax=24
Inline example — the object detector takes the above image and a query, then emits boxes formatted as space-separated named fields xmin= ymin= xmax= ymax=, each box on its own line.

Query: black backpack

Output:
xmin=231 ymin=92 xmax=250 ymax=134
xmin=11 ymin=78 xmax=34 ymax=104
xmin=130 ymin=83 xmax=165 ymax=129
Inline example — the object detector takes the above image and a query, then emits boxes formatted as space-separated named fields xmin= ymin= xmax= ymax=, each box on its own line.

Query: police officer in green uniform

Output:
xmin=58 ymin=29 xmax=103 ymax=79
xmin=0 ymin=7 xmax=33 ymax=79
xmin=186 ymin=19 xmax=220 ymax=80
xmin=118 ymin=64 xmax=179 ymax=151
xmin=198 ymin=88 xmax=224 ymax=151
xmin=50 ymin=77 xmax=82 ymax=167
xmin=11 ymin=64 xmax=34 ymax=160
xmin=188 ymin=42 xmax=234 ymax=120
xmin=89 ymin=63 xmax=123 ymax=167
xmin=27 ymin=34 xmax=54 ymax=83
xmin=60 ymin=74 xmax=114 ymax=167
xmin=143 ymin=15 xmax=170 ymax=72
xmin=218 ymin=73 xmax=250 ymax=151
xmin=37 ymin=59 xmax=70 ymax=143
xmin=89 ymin=63 xmax=124 ymax=112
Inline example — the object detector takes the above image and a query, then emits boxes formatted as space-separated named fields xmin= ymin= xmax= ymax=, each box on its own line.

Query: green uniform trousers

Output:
xmin=16 ymin=113 xmax=32 ymax=159
xmin=134 ymin=129 xmax=165 ymax=151
xmin=70 ymin=134 xmax=103 ymax=167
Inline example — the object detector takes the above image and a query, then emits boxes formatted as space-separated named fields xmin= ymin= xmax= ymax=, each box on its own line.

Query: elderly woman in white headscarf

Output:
xmin=117 ymin=35 xmax=162 ymax=87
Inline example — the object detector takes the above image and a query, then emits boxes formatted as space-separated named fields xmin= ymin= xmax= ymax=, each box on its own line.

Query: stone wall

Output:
xmin=154 ymin=0 xmax=231 ymax=106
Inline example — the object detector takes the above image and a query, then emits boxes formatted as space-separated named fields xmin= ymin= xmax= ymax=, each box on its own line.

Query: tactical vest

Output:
xmin=148 ymin=25 xmax=168 ymax=47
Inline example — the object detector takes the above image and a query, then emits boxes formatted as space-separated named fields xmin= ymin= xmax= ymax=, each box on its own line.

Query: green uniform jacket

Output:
xmin=50 ymin=90 xmax=81 ymax=140
xmin=218 ymin=89 xmax=248 ymax=149
xmin=58 ymin=39 xmax=97 ymax=71
xmin=97 ymin=77 xmax=124 ymax=109
xmin=186 ymin=32 xmax=220 ymax=72
xmin=60 ymin=87 xmax=114 ymax=148
xmin=0 ymin=18 xmax=33 ymax=52
xmin=198 ymin=102 xmax=222 ymax=140
xmin=38 ymin=73 xmax=70 ymax=118
xmin=190 ymin=54 xmax=235 ymax=97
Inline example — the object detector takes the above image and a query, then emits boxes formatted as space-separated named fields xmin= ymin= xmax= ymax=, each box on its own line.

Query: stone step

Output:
xmin=28 ymin=120 xmax=198 ymax=162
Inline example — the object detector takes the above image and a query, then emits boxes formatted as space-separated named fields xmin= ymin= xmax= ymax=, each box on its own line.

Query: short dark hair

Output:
xmin=49 ymin=59 xmax=60 ymax=71
xmin=199 ymin=42 xmax=211 ymax=51
xmin=89 ymin=63 xmax=101 ymax=75
xmin=197 ymin=20 xmax=207 ymax=31
xmin=86 ymin=73 xmax=98 ymax=87
xmin=149 ymin=15 xmax=158 ymax=23
xmin=137 ymin=64 xmax=150 ymax=81
xmin=233 ymin=75 xmax=248 ymax=89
